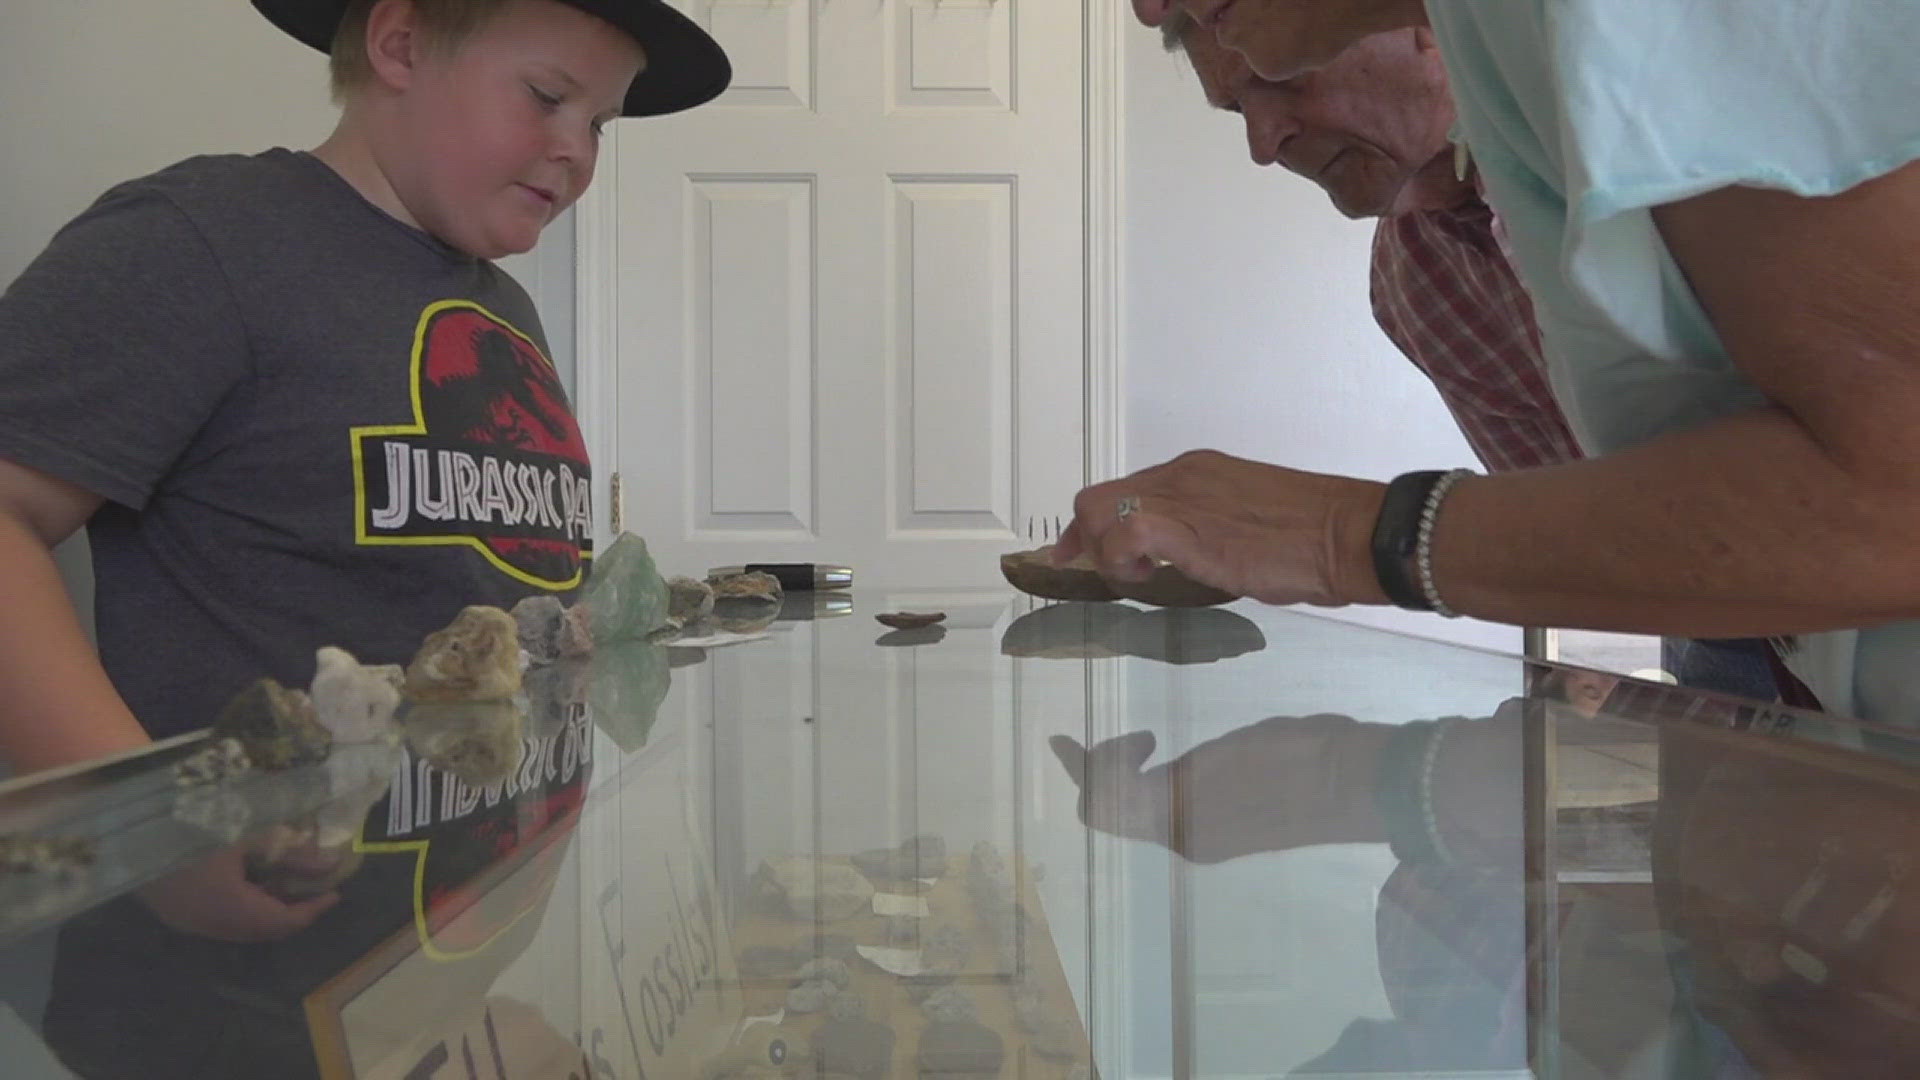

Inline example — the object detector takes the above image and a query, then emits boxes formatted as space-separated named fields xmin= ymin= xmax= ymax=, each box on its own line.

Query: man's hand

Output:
xmin=1049 ymin=713 xmax=1389 ymax=863
xmin=138 ymin=843 xmax=339 ymax=943
xmin=1051 ymin=450 xmax=1388 ymax=609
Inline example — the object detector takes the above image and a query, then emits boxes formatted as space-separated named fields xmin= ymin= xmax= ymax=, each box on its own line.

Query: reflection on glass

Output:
xmin=4 ymin=599 xmax=1920 ymax=1078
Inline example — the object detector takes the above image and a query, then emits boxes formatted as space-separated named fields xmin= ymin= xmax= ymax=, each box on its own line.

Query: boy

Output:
xmin=0 ymin=0 xmax=725 ymax=1073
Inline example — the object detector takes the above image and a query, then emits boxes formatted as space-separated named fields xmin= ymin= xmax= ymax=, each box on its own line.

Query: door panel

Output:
xmin=603 ymin=0 xmax=1085 ymax=587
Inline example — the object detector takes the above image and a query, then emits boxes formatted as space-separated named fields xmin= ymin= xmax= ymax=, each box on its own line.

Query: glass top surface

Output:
xmin=2 ymin=590 xmax=1915 ymax=1079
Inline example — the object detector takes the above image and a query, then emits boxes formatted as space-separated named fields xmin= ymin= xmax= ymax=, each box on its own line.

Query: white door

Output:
xmin=586 ymin=0 xmax=1086 ymax=587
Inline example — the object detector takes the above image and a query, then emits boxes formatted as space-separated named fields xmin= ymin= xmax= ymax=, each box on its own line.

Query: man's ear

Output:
xmin=1412 ymin=25 xmax=1439 ymax=55
xmin=363 ymin=0 xmax=423 ymax=93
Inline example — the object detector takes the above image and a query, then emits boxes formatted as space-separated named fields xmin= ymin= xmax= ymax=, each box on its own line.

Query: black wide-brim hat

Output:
xmin=254 ymin=0 xmax=732 ymax=117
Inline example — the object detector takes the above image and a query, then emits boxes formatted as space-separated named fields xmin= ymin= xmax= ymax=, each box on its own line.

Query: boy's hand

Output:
xmin=138 ymin=845 xmax=338 ymax=943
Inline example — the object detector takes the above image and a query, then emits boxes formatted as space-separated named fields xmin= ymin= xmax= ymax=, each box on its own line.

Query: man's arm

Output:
xmin=1423 ymin=159 xmax=1920 ymax=635
xmin=1062 ymin=158 xmax=1920 ymax=637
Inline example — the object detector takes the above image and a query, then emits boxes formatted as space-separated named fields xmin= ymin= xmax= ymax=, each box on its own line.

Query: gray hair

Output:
xmin=1161 ymin=10 xmax=1197 ymax=52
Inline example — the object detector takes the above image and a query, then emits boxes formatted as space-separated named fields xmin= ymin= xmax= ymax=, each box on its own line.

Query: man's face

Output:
xmin=386 ymin=0 xmax=644 ymax=258
xmin=1181 ymin=26 xmax=1460 ymax=218
xmin=1136 ymin=0 xmax=1388 ymax=82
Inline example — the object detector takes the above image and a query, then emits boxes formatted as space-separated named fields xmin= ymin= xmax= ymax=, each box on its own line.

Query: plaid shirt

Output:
xmin=1370 ymin=196 xmax=1583 ymax=472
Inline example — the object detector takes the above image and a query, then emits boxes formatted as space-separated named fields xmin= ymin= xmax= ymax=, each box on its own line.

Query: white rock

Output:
xmin=310 ymin=646 xmax=402 ymax=744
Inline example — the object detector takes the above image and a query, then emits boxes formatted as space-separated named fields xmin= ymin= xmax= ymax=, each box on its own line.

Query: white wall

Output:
xmin=1 ymin=0 xmax=339 ymax=643
xmin=1122 ymin=29 xmax=1519 ymax=656
xmin=0 ymin=0 xmax=576 ymax=642
xmin=1117 ymin=29 xmax=1524 ymax=1078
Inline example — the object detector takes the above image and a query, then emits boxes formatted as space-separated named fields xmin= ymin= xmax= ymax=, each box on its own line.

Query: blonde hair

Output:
xmin=329 ymin=0 xmax=513 ymax=103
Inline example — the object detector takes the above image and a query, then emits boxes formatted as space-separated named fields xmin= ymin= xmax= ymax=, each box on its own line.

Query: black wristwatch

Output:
xmin=1370 ymin=470 xmax=1447 ymax=611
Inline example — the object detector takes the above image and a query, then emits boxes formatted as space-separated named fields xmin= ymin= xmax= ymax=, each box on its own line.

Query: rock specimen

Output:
xmin=0 ymin=834 xmax=97 ymax=876
xmin=997 ymin=602 xmax=1136 ymax=660
xmin=921 ymin=923 xmax=971 ymax=976
xmin=999 ymin=544 xmax=1235 ymax=607
xmin=310 ymin=647 xmax=403 ymax=743
xmin=1012 ymin=983 xmax=1046 ymax=1029
xmin=874 ymin=611 xmax=945 ymax=630
xmin=809 ymin=1018 xmax=894 ymax=1079
xmin=171 ymin=785 xmax=255 ymax=841
xmin=1011 ymin=982 xmax=1083 ymax=1060
xmin=694 ymin=570 xmax=784 ymax=635
xmin=587 ymin=642 xmax=671 ymax=753
xmin=852 ymin=834 xmax=946 ymax=882
xmin=969 ymin=842 xmax=1015 ymax=907
xmin=919 ymin=987 xmax=978 ymax=1025
xmin=1108 ymin=561 xmax=1237 ymax=608
xmin=512 ymin=595 xmax=569 ymax=664
xmin=875 ymin=626 xmax=946 ymax=648
xmin=711 ymin=601 xmax=783 ymax=636
xmin=405 ymin=606 xmax=522 ymax=702
xmin=752 ymin=857 xmax=875 ymax=923
xmin=708 ymin=570 xmax=783 ymax=602
xmin=667 ymin=576 xmax=716 ymax=627
xmin=797 ymin=958 xmax=852 ymax=989
xmin=1000 ymin=602 xmax=1266 ymax=665
xmin=215 ymin=678 xmax=332 ymax=770
xmin=523 ymin=657 xmax=591 ymax=729
xmin=786 ymin=980 xmax=833 ymax=1014
xmin=172 ymin=737 xmax=251 ymax=786
xmin=401 ymin=698 xmax=526 ymax=785
xmin=827 ymin=990 xmax=867 ymax=1020
xmin=580 ymin=532 xmax=671 ymax=643
xmin=883 ymin=914 xmax=920 ymax=949
xmin=999 ymin=546 xmax=1118 ymax=603
xmin=902 ymin=973 xmax=956 ymax=1004
xmin=917 ymin=1021 xmax=1004 ymax=1076
xmin=736 ymin=944 xmax=806 ymax=979
xmin=1099 ymin=607 xmax=1267 ymax=665
xmin=815 ymin=933 xmax=860 ymax=963
xmin=1025 ymin=1018 xmax=1083 ymax=1061
xmin=556 ymin=603 xmax=595 ymax=658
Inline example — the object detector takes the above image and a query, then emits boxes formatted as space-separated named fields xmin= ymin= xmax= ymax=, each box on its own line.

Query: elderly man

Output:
xmin=1160 ymin=14 xmax=1574 ymax=474
xmin=1070 ymin=0 xmax=1920 ymax=722
xmin=1158 ymin=13 xmax=1777 ymax=696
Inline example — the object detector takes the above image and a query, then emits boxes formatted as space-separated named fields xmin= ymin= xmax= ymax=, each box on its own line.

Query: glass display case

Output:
xmin=2 ymin=590 xmax=1916 ymax=1079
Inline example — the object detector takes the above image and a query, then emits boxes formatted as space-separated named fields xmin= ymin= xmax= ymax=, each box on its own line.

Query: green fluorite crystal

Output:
xmin=587 ymin=642 xmax=671 ymax=752
xmin=579 ymin=533 xmax=670 ymax=644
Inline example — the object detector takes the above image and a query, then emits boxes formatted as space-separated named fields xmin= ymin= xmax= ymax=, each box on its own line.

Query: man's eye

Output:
xmin=529 ymin=85 xmax=562 ymax=109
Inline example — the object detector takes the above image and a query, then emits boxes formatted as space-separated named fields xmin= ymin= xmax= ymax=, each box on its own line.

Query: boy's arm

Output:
xmin=0 ymin=457 xmax=339 ymax=939
xmin=0 ymin=457 xmax=149 ymax=774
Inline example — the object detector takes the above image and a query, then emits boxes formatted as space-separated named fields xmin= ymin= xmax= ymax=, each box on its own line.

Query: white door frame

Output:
xmin=571 ymin=0 xmax=1125 ymax=553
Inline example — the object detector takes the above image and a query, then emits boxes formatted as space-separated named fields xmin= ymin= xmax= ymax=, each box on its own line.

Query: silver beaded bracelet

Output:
xmin=1419 ymin=717 xmax=1460 ymax=865
xmin=1415 ymin=468 xmax=1474 ymax=619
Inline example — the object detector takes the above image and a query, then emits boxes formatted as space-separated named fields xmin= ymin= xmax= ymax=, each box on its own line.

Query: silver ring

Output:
xmin=1116 ymin=495 xmax=1141 ymax=520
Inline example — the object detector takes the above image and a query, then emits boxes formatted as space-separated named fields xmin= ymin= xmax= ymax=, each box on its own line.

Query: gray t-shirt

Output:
xmin=0 ymin=149 xmax=593 ymax=739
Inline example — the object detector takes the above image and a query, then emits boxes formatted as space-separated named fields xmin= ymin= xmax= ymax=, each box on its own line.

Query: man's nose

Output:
xmin=1246 ymin=111 xmax=1292 ymax=167
xmin=1132 ymin=0 xmax=1177 ymax=27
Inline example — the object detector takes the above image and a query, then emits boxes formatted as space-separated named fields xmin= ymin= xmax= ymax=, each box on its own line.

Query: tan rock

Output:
xmin=406 ymin=606 xmax=522 ymax=701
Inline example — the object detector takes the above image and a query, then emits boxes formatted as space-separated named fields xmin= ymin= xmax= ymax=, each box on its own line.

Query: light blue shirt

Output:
xmin=1425 ymin=0 xmax=1920 ymax=721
